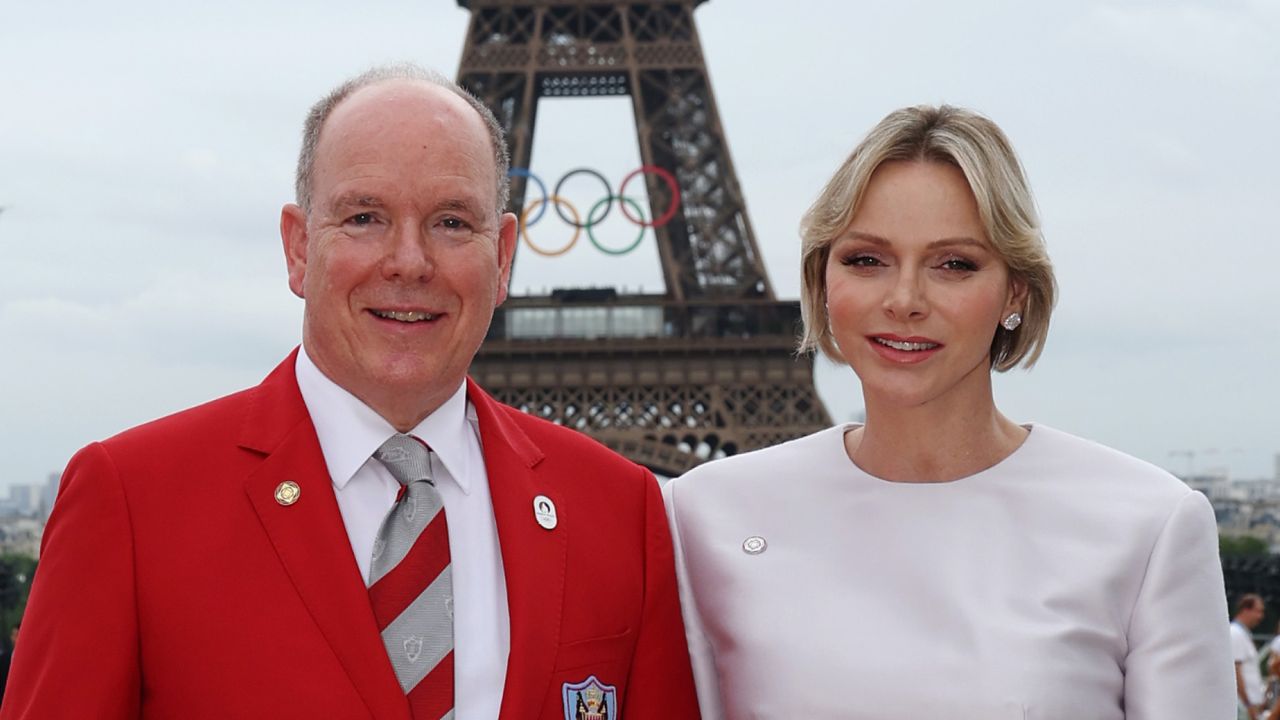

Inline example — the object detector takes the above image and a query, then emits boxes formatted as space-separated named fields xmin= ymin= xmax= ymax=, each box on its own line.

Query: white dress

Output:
xmin=663 ymin=424 xmax=1233 ymax=720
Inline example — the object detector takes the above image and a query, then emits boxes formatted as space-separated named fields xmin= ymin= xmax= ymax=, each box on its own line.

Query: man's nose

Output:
xmin=382 ymin=223 xmax=434 ymax=281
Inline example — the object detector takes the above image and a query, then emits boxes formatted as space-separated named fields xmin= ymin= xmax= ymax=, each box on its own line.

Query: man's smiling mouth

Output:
xmin=370 ymin=309 xmax=437 ymax=323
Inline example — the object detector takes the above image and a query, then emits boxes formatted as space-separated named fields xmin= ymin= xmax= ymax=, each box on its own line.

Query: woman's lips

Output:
xmin=867 ymin=335 xmax=942 ymax=363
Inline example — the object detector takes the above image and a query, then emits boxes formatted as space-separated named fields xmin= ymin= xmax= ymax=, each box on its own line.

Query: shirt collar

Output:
xmin=294 ymin=346 xmax=474 ymax=494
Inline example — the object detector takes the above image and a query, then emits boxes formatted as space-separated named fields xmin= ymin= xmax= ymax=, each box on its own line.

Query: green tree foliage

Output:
xmin=0 ymin=554 xmax=37 ymax=638
xmin=1221 ymin=534 xmax=1270 ymax=556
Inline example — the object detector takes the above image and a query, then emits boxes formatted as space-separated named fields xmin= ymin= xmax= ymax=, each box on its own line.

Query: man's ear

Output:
xmin=280 ymin=204 xmax=309 ymax=299
xmin=494 ymin=211 xmax=518 ymax=306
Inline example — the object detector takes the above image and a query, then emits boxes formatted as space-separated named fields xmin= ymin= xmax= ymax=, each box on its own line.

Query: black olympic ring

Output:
xmin=553 ymin=168 xmax=613 ymax=229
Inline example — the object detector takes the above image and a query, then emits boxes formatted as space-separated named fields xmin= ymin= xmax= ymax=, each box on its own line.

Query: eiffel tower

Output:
xmin=456 ymin=0 xmax=831 ymax=476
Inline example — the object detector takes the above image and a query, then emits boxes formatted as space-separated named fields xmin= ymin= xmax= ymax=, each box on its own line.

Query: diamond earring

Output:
xmin=1002 ymin=312 xmax=1023 ymax=331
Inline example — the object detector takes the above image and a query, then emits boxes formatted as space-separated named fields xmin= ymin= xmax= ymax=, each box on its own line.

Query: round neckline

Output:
xmin=834 ymin=422 xmax=1038 ymax=486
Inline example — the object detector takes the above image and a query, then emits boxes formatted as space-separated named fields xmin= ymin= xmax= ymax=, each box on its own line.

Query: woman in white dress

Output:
xmin=663 ymin=105 xmax=1233 ymax=719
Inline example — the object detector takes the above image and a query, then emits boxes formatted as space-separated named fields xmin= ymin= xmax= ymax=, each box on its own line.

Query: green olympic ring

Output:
xmin=587 ymin=196 xmax=647 ymax=255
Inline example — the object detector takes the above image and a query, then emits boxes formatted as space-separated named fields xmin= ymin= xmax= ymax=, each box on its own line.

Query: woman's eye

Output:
xmin=840 ymin=254 xmax=883 ymax=267
xmin=940 ymin=258 xmax=978 ymax=272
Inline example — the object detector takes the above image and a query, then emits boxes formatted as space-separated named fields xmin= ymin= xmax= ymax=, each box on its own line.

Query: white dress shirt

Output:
xmin=295 ymin=348 xmax=509 ymax=720
xmin=1232 ymin=621 xmax=1264 ymax=705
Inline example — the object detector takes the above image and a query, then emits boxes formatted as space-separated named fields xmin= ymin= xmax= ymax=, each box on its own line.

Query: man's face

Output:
xmin=1247 ymin=603 xmax=1267 ymax=628
xmin=281 ymin=80 xmax=516 ymax=428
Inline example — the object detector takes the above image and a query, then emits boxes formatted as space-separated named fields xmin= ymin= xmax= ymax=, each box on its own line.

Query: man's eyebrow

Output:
xmin=436 ymin=197 xmax=484 ymax=215
xmin=329 ymin=194 xmax=385 ymax=211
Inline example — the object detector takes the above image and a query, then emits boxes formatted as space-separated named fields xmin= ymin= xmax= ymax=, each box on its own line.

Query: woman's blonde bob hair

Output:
xmin=798 ymin=105 xmax=1056 ymax=371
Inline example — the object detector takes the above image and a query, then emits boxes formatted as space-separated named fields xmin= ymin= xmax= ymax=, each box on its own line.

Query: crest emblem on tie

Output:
xmin=562 ymin=675 xmax=617 ymax=720
xmin=403 ymin=635 xmax=424 ymax=663
xmin=380 ymin=445 xmax=410 ymax=463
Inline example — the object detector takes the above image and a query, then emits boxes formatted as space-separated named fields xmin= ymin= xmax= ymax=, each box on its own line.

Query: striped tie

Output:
xmin=370 ymin=434 xmax=454 ymax=720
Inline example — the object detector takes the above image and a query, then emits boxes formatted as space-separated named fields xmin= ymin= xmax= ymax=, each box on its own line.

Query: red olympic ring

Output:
xmin=509 ymin=166 xmax=680 ymax=230
xmin=618 ymin=165 xmax=681 ymax=228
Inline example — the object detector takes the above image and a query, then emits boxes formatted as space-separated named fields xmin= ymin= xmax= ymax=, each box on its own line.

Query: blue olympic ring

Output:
xmin=507 ymin=168 xmax=547 ymax=225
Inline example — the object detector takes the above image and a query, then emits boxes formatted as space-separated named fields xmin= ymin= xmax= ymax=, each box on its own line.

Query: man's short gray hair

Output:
xmin=293 ymin=62 xmax=510 ymax=215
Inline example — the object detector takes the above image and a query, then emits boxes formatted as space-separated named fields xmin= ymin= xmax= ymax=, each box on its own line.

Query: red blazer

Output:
xmin=2 ymin=351 xmax=699 ymax=719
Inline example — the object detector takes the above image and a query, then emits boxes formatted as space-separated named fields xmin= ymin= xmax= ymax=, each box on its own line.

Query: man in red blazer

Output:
xmin=2 ymin=64 xmax=700 ymax=719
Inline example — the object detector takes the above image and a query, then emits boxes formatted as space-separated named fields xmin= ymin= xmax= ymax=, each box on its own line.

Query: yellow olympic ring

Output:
xmin=520 ymin=195 xmax=581 ymax=257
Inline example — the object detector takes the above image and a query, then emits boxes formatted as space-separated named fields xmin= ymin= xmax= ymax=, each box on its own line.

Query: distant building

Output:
xmin=0 ymin=472 xmax=62 ymax=556
xmin=1183 ymin=472 xmax=1231 ymax=502
xmin=0 ymin=472 xmax=61 ymax=520
xmin=6 ymin=484 xmax=37 ymax=516
xmin=0 ymin=516 xmax=43 ymax=558
xmin=39 ymin=471 xmax=60 ymax=521
xmin=1182 ymin=473 xmax=1280 ymax=552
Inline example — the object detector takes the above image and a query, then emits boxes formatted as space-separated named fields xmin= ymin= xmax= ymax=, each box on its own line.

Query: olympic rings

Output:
xmin=587 ymin=196 xmax=646 ymax=255
xmin=507 ymin=168 xmax=547 ymax=226
xmin=553 ymin=168 xmax=613 ymax=228
xmin=618 ymin=165 xmax=680 ymax=228
xmin=520 ymin=195 xmax=581 ymax=257
xmin=509 ymin=165 xmax=681 ymax=257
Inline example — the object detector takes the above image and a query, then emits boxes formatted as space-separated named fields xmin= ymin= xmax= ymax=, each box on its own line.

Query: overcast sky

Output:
xmin=1 ymin=0 xmax=1277 ymax=491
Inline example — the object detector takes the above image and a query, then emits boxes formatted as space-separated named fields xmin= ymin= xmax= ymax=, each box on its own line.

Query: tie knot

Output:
xmin=373 ymin=434 xmax=433 ymax=487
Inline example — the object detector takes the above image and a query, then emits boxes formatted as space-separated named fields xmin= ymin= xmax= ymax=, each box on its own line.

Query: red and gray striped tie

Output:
xmin=371 ymin=434 xmax=454 ymax=719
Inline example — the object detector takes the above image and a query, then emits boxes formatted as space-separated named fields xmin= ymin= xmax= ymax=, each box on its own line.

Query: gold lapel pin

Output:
xmin=275 ymin=481 xmax=301 ymax=506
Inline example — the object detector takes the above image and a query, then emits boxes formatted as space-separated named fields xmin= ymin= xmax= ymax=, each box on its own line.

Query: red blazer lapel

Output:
xmin=468 ymin=381 xmax=567 ymax=720
xmin=239 ymin=352 xmax=409 ymax=720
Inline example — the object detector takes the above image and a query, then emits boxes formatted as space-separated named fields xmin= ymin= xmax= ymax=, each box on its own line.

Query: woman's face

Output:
xmin=824 ymin=160 xmax=1024 ymax=410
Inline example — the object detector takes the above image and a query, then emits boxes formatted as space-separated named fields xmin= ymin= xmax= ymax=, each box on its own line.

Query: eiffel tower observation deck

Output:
xmin=456 ymin=0 xmax=832 ymax=477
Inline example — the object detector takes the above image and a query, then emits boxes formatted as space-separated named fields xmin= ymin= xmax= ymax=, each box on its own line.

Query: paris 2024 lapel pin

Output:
xmin=563 ymin=675 xmax=617 ymax=720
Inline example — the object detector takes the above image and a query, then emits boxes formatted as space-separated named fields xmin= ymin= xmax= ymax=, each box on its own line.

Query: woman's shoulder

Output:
xmin=1016 ymin=423 xmax=1197 ymax=506
xmin=663 ymin=425 xmax=852 ymax=537
xmin=667 ymin=424 xmax=851 ymax=496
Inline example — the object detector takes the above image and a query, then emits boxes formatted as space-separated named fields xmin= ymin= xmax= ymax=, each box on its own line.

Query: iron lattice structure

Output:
xmin=457 ymin=0 xmax=832 ymax=477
